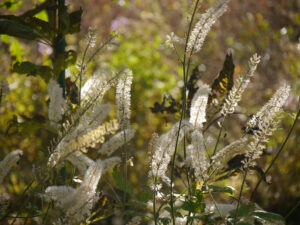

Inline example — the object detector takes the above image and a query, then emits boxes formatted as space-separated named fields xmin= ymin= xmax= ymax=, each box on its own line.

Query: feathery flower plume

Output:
xmin=127 ymin=216 xmax=142 ymax=225
xmin=76 ymin=103 xmax=111 ymax=135
xmin=48 ymin=79 xmax=67 ymax=128
xmin=187 ymin=130 xmax=209 ymax=181
xmin=102 ymin=156 xmax=121 ymax=173
xmin=87 ymin=26 xmax=97 ymax=48
xmin=66 ymin=152 xmax=93 ymax=176
xmin=221 ymin=53 xmax=261 ymax=115
xmin=58 ymin=160 xmax=103 ymax=222
xmin=116 ymin=69 xmax=133 ymax=130
xmin=189 ymin=82 xmax=211 ymax=129
xmin=0 ymin=150 xmax=23 ymax=184
xmin=243 ymin=84 xmax=291 ymax=167
xmin=149 ymin=121 xmax=191 ymax=187
xmin=211 ymin=137 xmax=248 ymax=169
xmin=48 ymin=119 xmax=119 ymax=168
xmin=187 ymin=0 xmax=230 ymax=53
xmin=81 ymin=73 xmax=112 ymax=104
xmin=43 ymin=186 xmax=76 ymax=202
xmin=98 ymin=129 xmax=136 ymax=156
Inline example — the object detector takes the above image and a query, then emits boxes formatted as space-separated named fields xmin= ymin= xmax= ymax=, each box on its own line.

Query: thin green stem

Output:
xmin=234 ymin=170 xmax=248 ymax=225
xmin=211 ymin=116 xmax=226 ymax=159
xmin=250 ymin=97 xmax=300 ymax=201
xmin=285 ymin=199 xmax=300 ymax=220
xmin=153 ymin=177 xmax=158 ymax=225
xmin=169 ymin=0 xmax=201 ymax=223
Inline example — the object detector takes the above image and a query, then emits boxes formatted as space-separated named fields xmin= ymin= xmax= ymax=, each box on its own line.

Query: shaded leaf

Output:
xmin=137 ymin=188 xmax=153 ymax=202
xmin=68 ymin=8 xmax=82 ymax=34
xmin=112 ymin=168 xmax=133 ymax=195
xmin=251 ymin=210 xmax=285 ymax=222
xmin=236 ymin=222 xmax=252 ymax=225
xmin=150 ymin=94 xmax=181 ymax=114
xmin=24 ymin=16 xmax=54 ymax=40
xmin=229 ymin=203 xmax=255 ymax=218
xmin=202 ymin=185 xmax=234 ymax=195
xmin=12 ymin=61 xmax=52 ymax=82
xmin=0 ymin=18 xmax=40 ymax=40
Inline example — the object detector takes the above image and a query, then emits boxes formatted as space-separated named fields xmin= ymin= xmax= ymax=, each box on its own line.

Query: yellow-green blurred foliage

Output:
xmin=1 ymin=0 xmax=300 ymax=223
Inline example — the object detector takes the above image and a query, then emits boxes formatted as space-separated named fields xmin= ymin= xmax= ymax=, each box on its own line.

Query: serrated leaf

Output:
xmin=112 ymin=168 xmax=133 ymax=195
xmin=251 ymin=210 xmax=285 ymax=222
xmin=229 ymin=204 xmax=255 ymax=218
xmin=0 ymin=18 xmax=40 ymax=40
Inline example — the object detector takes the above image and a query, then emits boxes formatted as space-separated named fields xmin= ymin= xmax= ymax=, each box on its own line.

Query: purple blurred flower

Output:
xmin=38 ymin=42 xmax=53 ymax=55
xmin=110 ymin=16 xmax=129 ymax=31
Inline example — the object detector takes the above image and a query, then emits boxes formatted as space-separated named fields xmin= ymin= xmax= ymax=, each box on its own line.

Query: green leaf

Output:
xmin=112 ymin=168 xmax=133 ymax=195
xmin=203 ymin=185 xmax=234 ymax=195
xmin=159 ymin=217 xmax=171 ymax=225
xmin=68 ymin=8 xmax=82 ymax=34
xmin=137 ymin=188 xmax=152 ymax=202
xmin=24 ymin=17 xmax=54 ymax=40
xmin=1 ymin=34 xmax=11 ymax=43
xmin=34 ymin=10 xmax=48 ymax=22
xmin=181 ymin=201 xmax=205 ymax=214
xmin=229 ymin=204 xmax=255 ymax=218
xmin=251 ymin=210 xmax=285 ymax=222
xmin=236 ymin=222 xmax=252 ymax=225
xmin=53 ymin=50 xmax=77 ymax=74
xmin=0 ymin=0 xmax=22 ymax=11
xmin=0 ymin=18 xmax=40 ymax=40
xmin=9 ymin=39 xmax=23 ymax=62
xmin=12 ymin=61 xmax=52 ymax=82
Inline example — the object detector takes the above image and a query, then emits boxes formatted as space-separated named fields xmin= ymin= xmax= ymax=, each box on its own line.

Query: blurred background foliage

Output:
xmin=0 ymin=0 xmax=300 ymax=224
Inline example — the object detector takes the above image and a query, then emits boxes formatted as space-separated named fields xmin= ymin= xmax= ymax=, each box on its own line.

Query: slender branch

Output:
xmin=234 ymin=170 xmax=248 ymax=225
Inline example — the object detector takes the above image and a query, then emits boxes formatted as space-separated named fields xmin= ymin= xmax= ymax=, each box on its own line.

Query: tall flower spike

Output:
xmin=48 ymin=79 xmax=67 ymax=128
xmin=221 ymin=53 xmax=261 ymax=115
xmin=76 ymin=103 xmax=112 ymax=136
xmin=243 ymin=84 xmax=291 ymax=167
xmin=43 ymin=185 xmax=76 ymax=203
xmin=81 ymin=72 xmax=112 ymax=104
xmin=0 ymin=150 xmax=23 ymax=184
xmin=48 ymin=119 xmax=119 ymax=168
xmin=58 ymin=160 xmax=103 ymax=223
xmin=189 ymin=81 xmax=211 ymax=129
xmin=149 ymin=120 xmax=192 ymax=187
xmin=66 ymin=152 xmax=94 ymax=176
xmin=211 ymin=137 xmax=248 ymax=169
xmin=187 ymin=0 xmax=230 ymax=53
xmin=116 ymin=69 xmax=133 ymax=130
xmin=187 ymin=130 xmax=209 ymax=181
xmin=98 ymin=129 xmax=136 ymax=156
